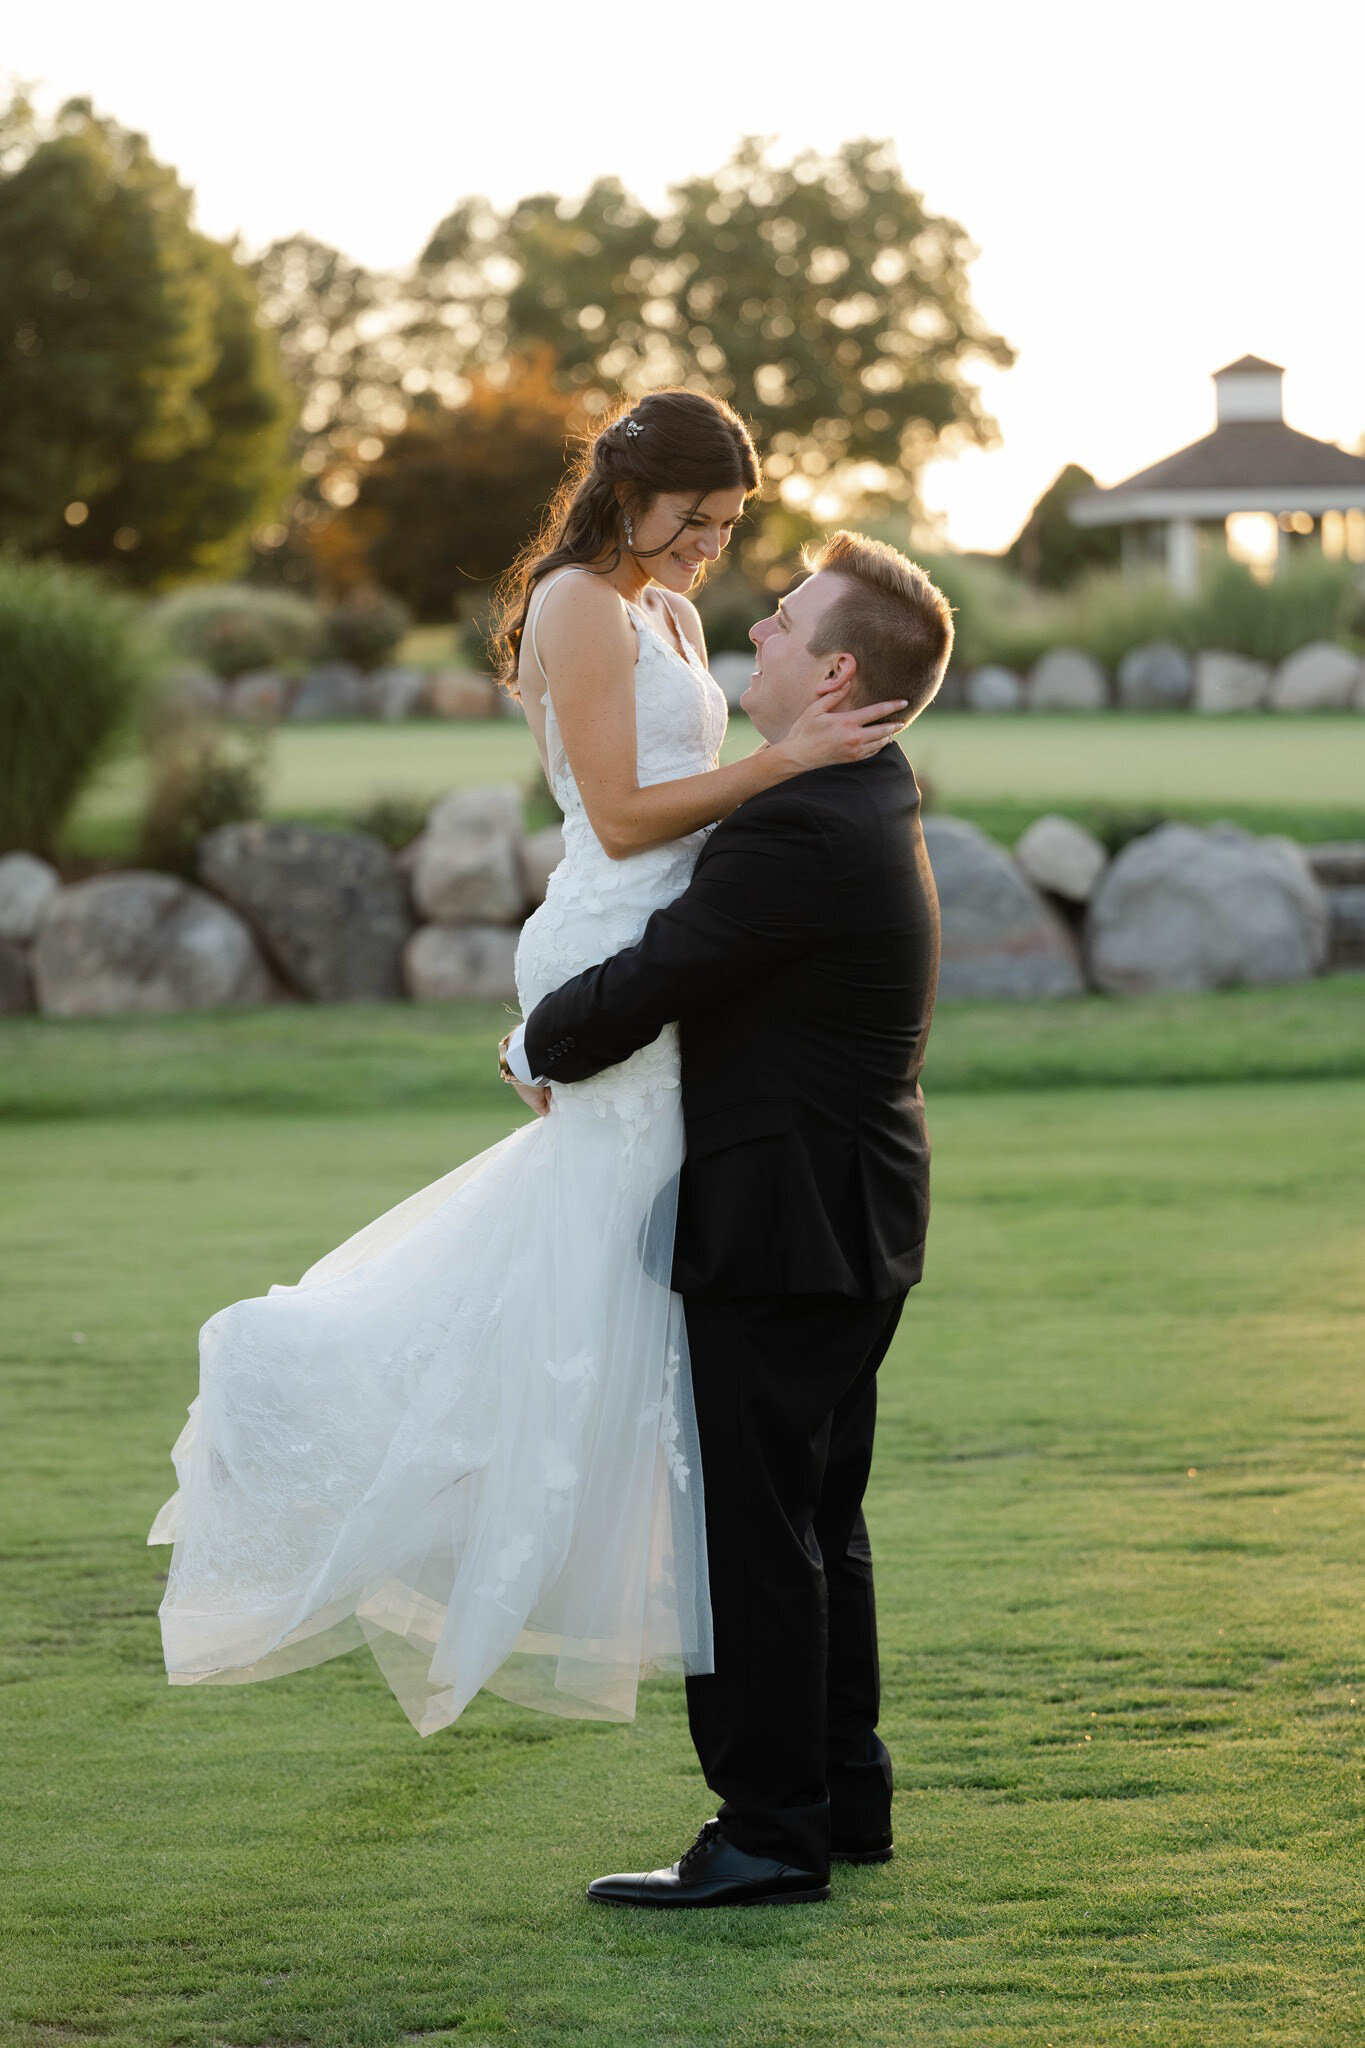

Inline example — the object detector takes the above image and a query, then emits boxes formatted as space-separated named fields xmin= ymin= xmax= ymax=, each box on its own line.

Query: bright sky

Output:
xmin=7 ymin=0 xmax=1363 ymax=552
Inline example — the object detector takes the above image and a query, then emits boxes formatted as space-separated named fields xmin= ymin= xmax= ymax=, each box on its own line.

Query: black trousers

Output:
xmin=681 ymin=1289 xmax=907 ymax=1877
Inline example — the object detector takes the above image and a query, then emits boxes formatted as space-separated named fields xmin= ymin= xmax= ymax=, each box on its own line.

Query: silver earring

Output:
xmin=624 ymin=514 xmax=635 ymax=546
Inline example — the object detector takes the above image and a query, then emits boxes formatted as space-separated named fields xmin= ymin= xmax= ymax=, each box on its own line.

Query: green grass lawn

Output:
xmin=65 ymin=712 xmax=1365 ymax=862
xmin=3 ymin=996 xmax=1364 ymax=2045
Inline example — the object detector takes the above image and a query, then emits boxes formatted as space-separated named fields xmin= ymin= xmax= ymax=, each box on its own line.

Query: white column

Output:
xmin=1165 ymin=518 xmax=1199 ymax=596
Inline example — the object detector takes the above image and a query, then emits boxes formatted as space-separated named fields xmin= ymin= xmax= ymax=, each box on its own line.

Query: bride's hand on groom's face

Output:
xmin=779 ymin=677 xmax=910 ymax=771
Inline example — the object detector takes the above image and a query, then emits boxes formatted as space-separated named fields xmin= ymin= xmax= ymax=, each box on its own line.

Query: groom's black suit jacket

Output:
xmin=523 ymin=745 xmax=941 ymax=1301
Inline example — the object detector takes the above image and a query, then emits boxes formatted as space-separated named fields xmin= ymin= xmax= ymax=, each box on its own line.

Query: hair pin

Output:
xmin=622 ymin=418 xmax=645 ymax=438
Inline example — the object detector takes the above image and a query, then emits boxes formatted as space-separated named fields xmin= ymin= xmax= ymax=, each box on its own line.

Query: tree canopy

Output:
xmin=264 ymin=137 xmax=1012 ymax=569
xmin=1006 ymin=463 xmax=1122 ymax=589
xmin=2 ymin=106 xmax=1013 ymax=604
xmin=311 ymin=354 xmax=583 ymax=619
xmin=415 ymin=138 xmax=1013 ymax=521
xmin=0 ymin=94 xmax=294 ymax=584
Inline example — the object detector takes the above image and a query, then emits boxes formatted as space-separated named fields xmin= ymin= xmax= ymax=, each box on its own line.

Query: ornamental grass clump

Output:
xmin=0 ymin=556 xmax=154 ymax=856
xmin=1181 ymin=551 xmax=1364 ymax=663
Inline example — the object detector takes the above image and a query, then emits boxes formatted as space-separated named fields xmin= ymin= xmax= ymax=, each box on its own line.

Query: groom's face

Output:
xmin=742 ymin=571 xmax=853 ymax=741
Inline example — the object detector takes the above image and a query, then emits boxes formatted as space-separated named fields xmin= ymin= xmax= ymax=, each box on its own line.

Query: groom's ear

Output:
xmin=820 ymin=651 xmax=859 ymax=697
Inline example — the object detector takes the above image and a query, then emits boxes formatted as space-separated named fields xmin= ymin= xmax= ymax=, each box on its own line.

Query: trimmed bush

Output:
xmin=320 ymin=587 xmax=411 ymax=672
xmin=154 ymin=584 xmax=321 ymax=679
xmin=0 ymin=556 xmax=154 ymax=856
xmin=137 ymin=712 xmax=269 ymax=876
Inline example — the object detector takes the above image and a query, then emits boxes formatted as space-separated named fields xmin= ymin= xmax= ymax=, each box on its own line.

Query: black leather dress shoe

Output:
xmin=587 ymin=1819 xmax=830 ymax=1909
xmin=830 ymin=1832 xmax=894 ymax=1865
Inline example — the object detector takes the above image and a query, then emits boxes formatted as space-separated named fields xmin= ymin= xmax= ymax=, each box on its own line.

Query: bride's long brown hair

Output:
xmin=493 ymin=388 xmax=760 ymax=693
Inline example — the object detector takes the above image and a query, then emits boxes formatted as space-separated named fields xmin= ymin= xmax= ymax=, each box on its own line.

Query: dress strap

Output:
xmin=526 ymin=567 xmax=601 ymax=682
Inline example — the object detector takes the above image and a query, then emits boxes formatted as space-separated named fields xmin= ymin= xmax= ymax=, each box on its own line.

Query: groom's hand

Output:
xmin=511 ymin=1078 xmax=551 ymax=1118
xmin=499 ymin=1033 xmax=552 ymax=1118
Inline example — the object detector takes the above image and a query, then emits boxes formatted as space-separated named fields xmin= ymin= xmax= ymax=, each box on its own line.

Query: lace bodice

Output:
xmin=515 ymin=572 xmax=730 ymax=1027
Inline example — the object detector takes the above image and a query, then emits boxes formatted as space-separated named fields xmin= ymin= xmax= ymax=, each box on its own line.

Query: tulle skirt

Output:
xmin=148 ymin=1042 xmax=712 ymax=1735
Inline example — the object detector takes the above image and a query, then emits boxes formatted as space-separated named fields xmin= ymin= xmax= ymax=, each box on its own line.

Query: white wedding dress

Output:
xmin=149 ymin=571 xmax=725 ymax=1735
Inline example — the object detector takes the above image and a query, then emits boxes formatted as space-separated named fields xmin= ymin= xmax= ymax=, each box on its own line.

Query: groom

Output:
xmin=507 ymin=530 xmax=948 ymax=1907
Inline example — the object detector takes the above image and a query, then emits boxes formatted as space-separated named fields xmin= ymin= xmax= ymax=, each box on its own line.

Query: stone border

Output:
xmin=1 ymin=809 xmax=1360 ymax=1018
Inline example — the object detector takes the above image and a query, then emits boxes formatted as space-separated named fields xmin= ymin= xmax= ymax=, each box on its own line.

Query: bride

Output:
xmin=148 ymin=389 xmax=907 ymax=1736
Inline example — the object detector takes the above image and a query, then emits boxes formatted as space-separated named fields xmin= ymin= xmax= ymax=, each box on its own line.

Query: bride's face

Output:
xmin=631 ymin=486 xmax=747 ymax=594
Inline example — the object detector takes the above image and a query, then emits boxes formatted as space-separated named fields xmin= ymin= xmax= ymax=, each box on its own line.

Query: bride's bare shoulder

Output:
xmin=534 ymin=568 xmax=632 ymax=644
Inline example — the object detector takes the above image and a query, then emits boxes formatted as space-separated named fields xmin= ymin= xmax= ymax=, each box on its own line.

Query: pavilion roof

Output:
xmin=1071 ymin=420 xmax=1365 ymax=524
xmin=1213 ymin=353 xmax=1285 ymax=378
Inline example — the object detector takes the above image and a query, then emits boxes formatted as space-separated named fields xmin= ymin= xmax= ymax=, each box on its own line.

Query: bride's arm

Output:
xmin=540 ymin=576 xmax=906 ymax=861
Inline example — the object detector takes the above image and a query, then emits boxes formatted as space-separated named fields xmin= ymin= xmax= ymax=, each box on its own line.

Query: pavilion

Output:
xmin=1069 ymin=356 xmax=1365 ymax=593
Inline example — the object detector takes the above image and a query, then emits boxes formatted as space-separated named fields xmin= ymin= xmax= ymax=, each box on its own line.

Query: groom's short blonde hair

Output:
xmin=803 ymin=531 xmax=954 ymax=719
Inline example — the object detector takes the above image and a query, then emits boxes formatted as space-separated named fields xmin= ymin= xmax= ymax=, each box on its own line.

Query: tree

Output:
xmin=1006 ymin=464 xmax=1121 ymax=588
xmin=0 ymin=94 xmax=294 ymax=583
xmin=245 ymin=233 xmax=424 ymax=586
xmin=313 ymin=353 xmax=583 ymax=619
xmin=413 ymin=138 xmax=1014 ymax=520
xmin=55 ymin=236 xmax=296 ymax=584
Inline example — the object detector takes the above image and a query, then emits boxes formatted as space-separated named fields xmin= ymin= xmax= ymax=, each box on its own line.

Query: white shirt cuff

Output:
xmin=505 ymin=1023 xmax=542 ymax=1085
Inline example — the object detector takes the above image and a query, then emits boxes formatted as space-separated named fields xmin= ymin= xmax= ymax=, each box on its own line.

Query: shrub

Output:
xmin=915 ymin=552 xmax=1051 ymax=673
xmin=349 ymin=793 xmax=430 ymax=852
xmin=1179 ymin=552 xmax=1363 ymax=663
xmin=0 ymin=556 xmax=154 ymax=855
xmin=137 ymin=711 xmax=269 ymax=875
xmin=1038 ymin=569 xmax=1186 ymax=673
xmin=319 ymin=586 xmax=412 ymax=672
xmin=926 ymin=552 xmax=1365 ymax=677
xmin=154 ymin=583 xmax=321 ymax=679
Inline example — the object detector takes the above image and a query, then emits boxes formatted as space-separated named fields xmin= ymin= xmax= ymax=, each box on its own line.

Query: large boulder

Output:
xmin=966 ymin=664 xmax=1024 ymax=714
xmin=1026 ymin=648 xmax=1108 ymax=712
xmin=1085 ymin=823 xmax=1329 ymax=994
xmin=520 ymin=823 xmax=565 ymax=910
xmin=287 ymin=662 xmax=367 ymax=722
xmin=1116 ymin=642 xmax=1194 ymax=711
xmin=1014 ymin=814 xmax=1108 ymax=905
xmin=404 ymin=924 xmax=520 ymax=1003
xmin=0 ymin=852 xmax=61 ymax=943
xmin=199 ymin=822 xmax=412 ymax=1001
xmin=1268 ymin=641 xmax=1362 ymax=712
xmin=930 ymin=665 xmax=967 ymax=712
xmin=410 ymin=786 xmax=525 ymax=925
xmin=709 ymin=651 xmax=755 ymax=710
xmin=31 ymin=872 xmax=272 ymax=1017
xmin=1193 ymin=651 xmax=1270 ymax=714
xmin=922 ymin=817 xmax=1085 ymax=1000
xmin=423 ymin=669 xmax=499 ymax=719
xmin=0 ymin=937 xmax=34 ymax=1015
xmin=362 ymin=664 xmax=428 ymax=721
